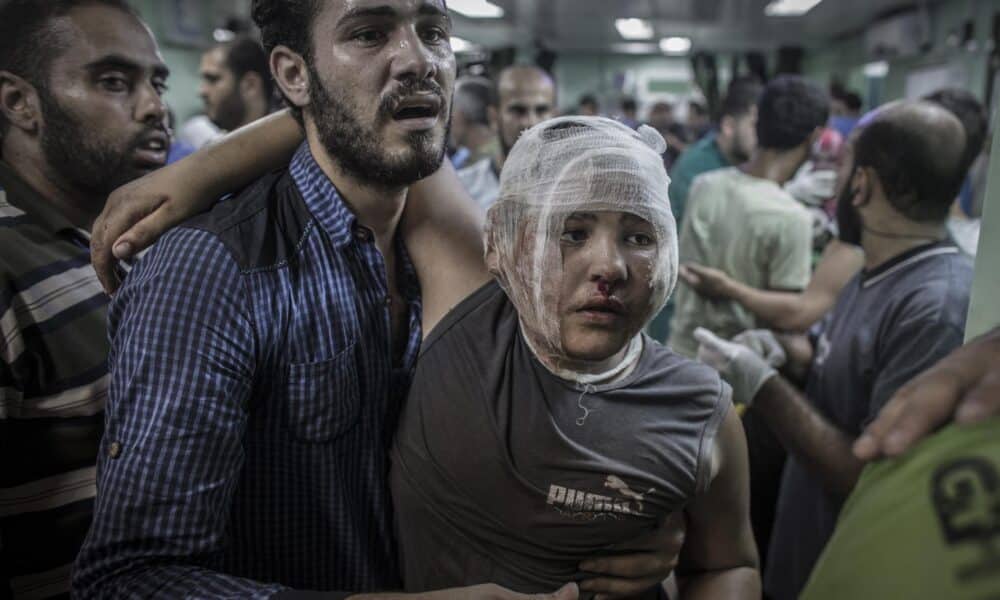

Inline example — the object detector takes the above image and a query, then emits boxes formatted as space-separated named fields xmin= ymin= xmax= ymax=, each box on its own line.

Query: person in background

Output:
xmin=619 ymin=96 xmax=640 ymax=129
xmin=685 ymin=100 xmax=711 ymax=141
xmin=678 ymin=87 xmax=988 ymax=332
xmin=828 ymin=90 xmax=862 ymax=138
xmin=647 ymin=101 xmax=690 ymax=170
xmin=457 ymin=65 xmax=557 ymax=209
xmin=668 ymin=75 xmax=828 ymax=359
xmin=696 ymin=100 xmax=974 ymax=600
xmin=448 ymin=76 xmax=498 ymax=171
xmin=644 ymin=78 xmax=762 ymax=345
xmin=199 ymin=35 xmax=275 ymax=133
xmin=577 ymin=93 xmax=599 ymax=117
xmin=0 ymin=1 xmax=170 ymax=597
xmin=668 ymin=78 xmax=761 ymax=225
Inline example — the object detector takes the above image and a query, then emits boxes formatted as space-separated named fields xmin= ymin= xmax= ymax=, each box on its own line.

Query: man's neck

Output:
xmin=861 ymin=219 xmax=948 ymax=270
xmin=305 ymin=136 xmax=407 ymax=245
xmin=2 ymin=143 xmax=101 ymax=231
xmin=239 ymin=99 xmax=270 ymax=131
xmin=741 ymin=148 xmax=805 ymax=186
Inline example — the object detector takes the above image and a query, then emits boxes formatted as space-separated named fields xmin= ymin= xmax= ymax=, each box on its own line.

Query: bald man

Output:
xmin=695 ymin=100 xmax=974 ymax=600
xmin=456 ymin=65 xmax=556 ymax=208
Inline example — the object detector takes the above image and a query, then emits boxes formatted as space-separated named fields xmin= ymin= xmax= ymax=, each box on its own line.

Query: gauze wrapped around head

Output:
xmin=486 ymin=116 xmax=677 ymax=372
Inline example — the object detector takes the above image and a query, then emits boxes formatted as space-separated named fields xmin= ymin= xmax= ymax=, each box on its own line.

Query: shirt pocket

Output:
xmin=283 ymin=344 xmax=360 ymax=443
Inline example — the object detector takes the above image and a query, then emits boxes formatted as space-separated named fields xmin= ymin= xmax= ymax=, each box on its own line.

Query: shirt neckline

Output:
xmin=860 ymin=240 xmax=959 ymax=288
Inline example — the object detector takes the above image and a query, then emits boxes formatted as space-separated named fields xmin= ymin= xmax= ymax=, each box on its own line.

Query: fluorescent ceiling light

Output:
xmin=448 ymin=0 xmax=504 ymax=18
xmin=864 ymin=60 xmax=890 ymax=78
xmin=610 ymin=42 xmax=660 ymax=55
xmin=660 ymin=37 xmax=692 ymax=55
xmin=764 ymin=0 xmax=823 ymax=17
xmin=615 ymin=18 xmax=654 ymax=40
xmin=450 ymin=36 xmax=475 ymax=53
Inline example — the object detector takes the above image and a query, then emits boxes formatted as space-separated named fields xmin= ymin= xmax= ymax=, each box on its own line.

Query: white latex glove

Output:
xmin=732 ymin=329 xmax=787 ymax=369
xmin=785 ymin=162 xmax=838 ymax=207
xmin=695 ymin=327 xmax=778 ymax=406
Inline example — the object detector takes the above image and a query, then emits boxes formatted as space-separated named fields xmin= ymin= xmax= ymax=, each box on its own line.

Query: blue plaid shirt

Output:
xmin=74 ymin=143 xmax=422 ymax=598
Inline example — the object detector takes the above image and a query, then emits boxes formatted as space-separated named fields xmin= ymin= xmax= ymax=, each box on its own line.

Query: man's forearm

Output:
xmin=753 ymin=376 xmax=865 ymax=497
xmin=680 ymin=567 xmax=760 ymax=599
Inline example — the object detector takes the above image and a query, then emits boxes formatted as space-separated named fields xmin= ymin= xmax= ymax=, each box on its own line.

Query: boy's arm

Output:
xmin=676 ymin=408 xmax=761 ymax=599
xmin=399 ymin=161 xmax=491 ymax=337
xmin=91 ymin=110 xmax=303 ymax=293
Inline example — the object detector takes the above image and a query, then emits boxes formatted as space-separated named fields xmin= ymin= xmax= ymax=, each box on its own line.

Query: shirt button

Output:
xmin=384 ymin=295 xmax=393 ymax=307
xmin=354 ymin=226 xmax=372 ymax=243
xmin=108 ymin=441 xmax=122 ymax=459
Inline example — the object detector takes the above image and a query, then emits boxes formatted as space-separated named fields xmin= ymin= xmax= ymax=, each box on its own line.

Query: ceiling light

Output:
xmin=611 ymin=42 xmax=660 ymax=55
xmin=213 ymin=28 xmax=235 ymax=43
xmin=764 ymin=0 xmax=823 ymax=17
xmin=660 ymin=37 xmax=692 ymax=55
xmin=448 ymin=0 xmax=504 ymax=18
xmin=616 ymin=18 xmax=654 ymax=40
xmin=864 ymin=60 xmax=890 ymax=78
xmin=450 ymin=37 xmax=475 ymax=53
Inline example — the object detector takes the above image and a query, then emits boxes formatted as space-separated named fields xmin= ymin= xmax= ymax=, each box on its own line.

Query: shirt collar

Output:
xmin=861 ymin=240 xmax=959 ymax=288
xmin=288 ymin=142 xmax=358 ymax=248
xmin=0 ymin=160 xmax=78 ymax=235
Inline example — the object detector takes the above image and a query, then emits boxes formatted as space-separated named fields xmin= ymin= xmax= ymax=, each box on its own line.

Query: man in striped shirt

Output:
xmin=0 ymin=1 xmax=170 ymax=597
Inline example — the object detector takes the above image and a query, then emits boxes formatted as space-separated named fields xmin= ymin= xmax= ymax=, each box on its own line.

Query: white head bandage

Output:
xmin=485 ymin=116 xmax=677 ymax=379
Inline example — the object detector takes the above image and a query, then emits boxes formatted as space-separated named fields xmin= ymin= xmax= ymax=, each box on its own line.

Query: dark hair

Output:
xmin=854 ymin=111 xmax=966 ymax=223
xmin=923 ymin=87 xmax=988 ymax=175
xmin=454 ymin=76 xmax=497 ymax=126
xmin=621 ymin=97 xmax=637 ymax=113
xmin=688 ymin=101 xmax=708 ymax=117
xmin=843 ymin=92 xmax=863 ymax=112
xmin=579 ymin=94 xmax=598 ymax=108
xmin=251 ymin=0 xmax=321 ymax=123
xmin=0 ymin=0 xmax=140 ymax=138
xmin=719 ymin=77 xmax=762 ymax=119
xmin=756 ymin=75 xmax=829 ymax=150
xmin=220 ymin=35 xmax=275 ymax=106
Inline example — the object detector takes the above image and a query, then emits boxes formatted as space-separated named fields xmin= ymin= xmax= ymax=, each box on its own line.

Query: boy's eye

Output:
xmin=627 ymin=233 xmax=655 ymax=246
xmin=560 ymin=229 xmax=588 ymax=243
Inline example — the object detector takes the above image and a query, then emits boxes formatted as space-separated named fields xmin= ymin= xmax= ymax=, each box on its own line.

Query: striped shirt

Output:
xmin=73 ymin=143 xmax=422 ymax=598
xmin=0 ymin=161 xmax=108 ymax=600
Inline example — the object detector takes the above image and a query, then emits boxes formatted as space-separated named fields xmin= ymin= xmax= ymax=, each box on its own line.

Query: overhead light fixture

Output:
xmin=611 ymin=42 xmax=660 ymax=55
xmin=764 ymin=0 xmax=823 ymax=17
xmin=213 ymin=28 xmax=236 ymax=43
xmin=660 ymin=37 xmax=692 ymax=55
xmin=448 ymin=0 xmax=504 ymax=18
xmin=864 ymin=60 xmax=890 ymax=78
xmin=450 ymin=36 xmax=476 ymax=53
xmin=615 ymin=18 xmax=654 ymax=40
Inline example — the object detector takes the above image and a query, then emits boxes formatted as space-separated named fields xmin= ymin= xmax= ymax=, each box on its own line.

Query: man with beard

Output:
xmin=0 ymin=1 xmax=169 ymax=597
xmin=456 ymin=65 xmax=556 ymax=209
xmin=668 ymin=76 xmax=828 ymax=358
xmin=74 ymin=1 xmax=582 ymax=597
xmin=695 ymin=100 xmax=974 ymax=600
xmin=199 ymin=36 xmax=275 ymax=133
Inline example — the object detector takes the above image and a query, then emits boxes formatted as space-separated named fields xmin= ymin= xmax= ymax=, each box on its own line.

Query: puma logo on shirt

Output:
xmin=546 ymin=476 xmax=656 ymax=519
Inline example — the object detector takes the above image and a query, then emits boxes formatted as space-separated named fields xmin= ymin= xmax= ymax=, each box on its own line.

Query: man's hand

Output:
xmin=854 ymin=327 xmax=1000 ymax=461
xmin=578 ymin=512 xmax=685 ymax=600
xmin=352 ymin=583 xmax=579 ymax=600
xmin=91 ymin=162 xmax=213 ymax=294
xmin=694 ymin=328 xmax=778 ymax=406
xmin=732 ymin=330 xmax=787 ymax=369
xmin=678 ymin=264 xmax=735 ymax=301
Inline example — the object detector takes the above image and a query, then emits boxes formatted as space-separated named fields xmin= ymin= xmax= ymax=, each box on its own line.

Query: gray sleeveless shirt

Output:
xmin=390 ymin=282 xmax=731 ymax=594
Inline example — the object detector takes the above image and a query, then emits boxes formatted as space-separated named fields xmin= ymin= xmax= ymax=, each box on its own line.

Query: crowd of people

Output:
xmin=0 ymin=1 xmax=997 ymax=599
